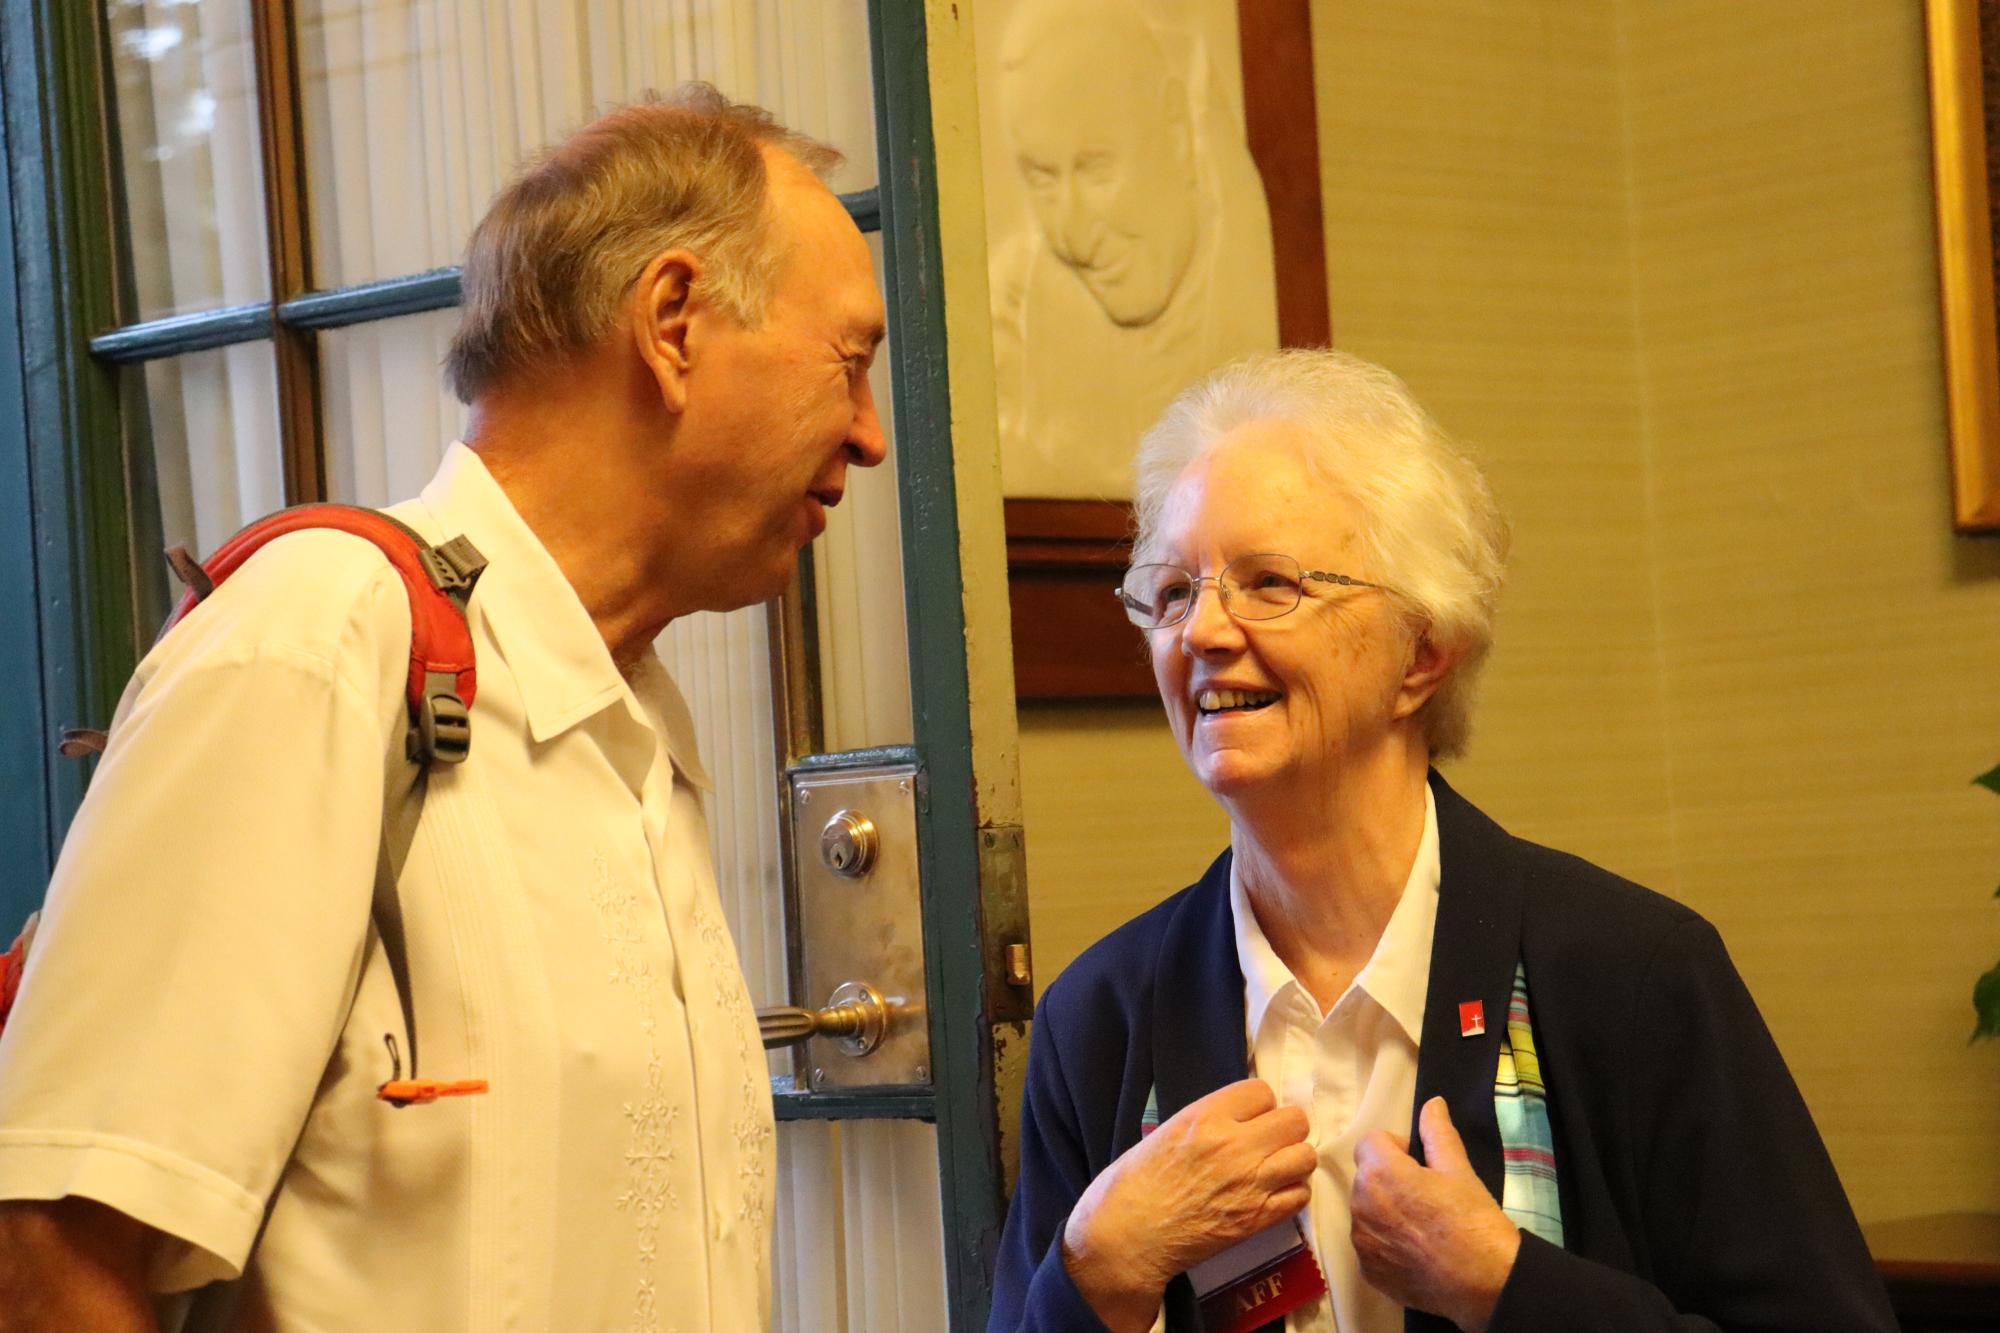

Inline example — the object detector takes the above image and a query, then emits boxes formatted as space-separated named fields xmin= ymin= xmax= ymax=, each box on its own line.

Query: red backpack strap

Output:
xmin=162 ymin=503 xmax=488 ymax=1103
xmin=164 ymin=504 xmax=485 ymax=766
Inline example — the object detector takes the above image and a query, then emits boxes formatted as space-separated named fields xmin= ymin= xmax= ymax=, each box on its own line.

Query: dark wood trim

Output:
xmin=1004 ymin=499 xmax=1154 ymax=700
xmin=1237 ymin=0 xmax=1330 ymax=348
xmin=1864 ymin=1211 xmax=2000 ymax=1331
xmin=248 ymin=1 xmax=323 ymax=506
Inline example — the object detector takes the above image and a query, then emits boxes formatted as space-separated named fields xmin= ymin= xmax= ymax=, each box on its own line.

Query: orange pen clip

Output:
xmin=375 ymin=1034 xmax=488 ymax=1108
xmin=378 ymin=1078 xmax=490 ymax=1106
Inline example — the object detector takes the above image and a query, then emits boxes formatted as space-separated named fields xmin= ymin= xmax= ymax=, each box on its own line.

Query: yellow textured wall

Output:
xmin=1016 ymin=0 xmax=2000 ymax=1220
xmin=1618 ymin=0 xmax=2000 ymax=1218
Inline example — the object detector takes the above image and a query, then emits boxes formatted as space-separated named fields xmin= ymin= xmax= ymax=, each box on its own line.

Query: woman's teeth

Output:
xmin=1197 ymin=689 xmax=1281 ymax=715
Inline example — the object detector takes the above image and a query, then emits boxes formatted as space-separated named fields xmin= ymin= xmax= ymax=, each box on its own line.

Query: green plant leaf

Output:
xmin=1976 ymin=763 xmax=2000 ymax=795
xmin=1976 ymin=961 xmax=2000 ymax=1041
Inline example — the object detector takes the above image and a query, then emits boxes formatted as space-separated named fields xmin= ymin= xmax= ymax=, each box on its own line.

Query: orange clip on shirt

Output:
xmin=377 ymin=1079 xmax=489 ymax=1107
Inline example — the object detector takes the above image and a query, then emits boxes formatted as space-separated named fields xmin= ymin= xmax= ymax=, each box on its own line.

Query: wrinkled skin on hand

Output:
xmin=1062 ymin=1078 xmax=1317 ymax=1333
xmin=1351 ymin=1096 xmax=1522 ymax=1332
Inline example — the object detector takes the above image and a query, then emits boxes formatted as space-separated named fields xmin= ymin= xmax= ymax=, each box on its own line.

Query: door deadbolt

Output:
xmin=818 ymin=809 xmax=878 ymax=877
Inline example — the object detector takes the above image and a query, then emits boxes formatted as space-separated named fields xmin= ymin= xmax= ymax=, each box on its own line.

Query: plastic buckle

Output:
xmin=409 ymin=689 xmax=471 ymax=765
xmin=419 ymin=537 xmax=486 ymax=602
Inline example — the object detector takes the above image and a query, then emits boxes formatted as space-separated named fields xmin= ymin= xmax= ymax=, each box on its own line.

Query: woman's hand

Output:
xmin=1061 ymin=1078 xmax=1315 ymax=1333
xmin=1351 ymin=1097 xmax=1521 ymax=1332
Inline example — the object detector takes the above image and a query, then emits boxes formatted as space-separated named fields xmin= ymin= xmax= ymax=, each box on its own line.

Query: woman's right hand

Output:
xmin=1060 ymin=1078 xmax=1315 ymax=1333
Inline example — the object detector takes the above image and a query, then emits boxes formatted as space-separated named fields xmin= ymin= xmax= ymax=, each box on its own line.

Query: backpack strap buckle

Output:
xmin=408 ymin=673 xmax=471 ymax=766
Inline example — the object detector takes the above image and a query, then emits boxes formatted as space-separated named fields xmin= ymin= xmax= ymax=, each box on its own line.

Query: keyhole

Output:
xmin=818 ymin=809 xmax=877 ymax=878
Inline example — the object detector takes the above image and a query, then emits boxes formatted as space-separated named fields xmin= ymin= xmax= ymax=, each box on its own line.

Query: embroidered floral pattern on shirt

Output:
xmin=693 ymin=901 xmax=772 ymax=1230
xmin=591 ymin=848 xmax=678 ymax=1333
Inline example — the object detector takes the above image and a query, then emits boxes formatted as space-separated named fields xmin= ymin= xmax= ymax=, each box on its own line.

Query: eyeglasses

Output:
xmin=1114 ymin=553 xmax=1396 ymax=630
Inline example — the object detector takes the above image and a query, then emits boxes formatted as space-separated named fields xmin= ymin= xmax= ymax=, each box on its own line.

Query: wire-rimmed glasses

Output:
xmin=1114 ymin=553 xmax=1395 ymax=630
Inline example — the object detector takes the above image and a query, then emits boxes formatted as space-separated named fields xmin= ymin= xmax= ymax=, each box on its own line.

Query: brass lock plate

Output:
xmin=787 ymin=759 xmax=929 ymax=1089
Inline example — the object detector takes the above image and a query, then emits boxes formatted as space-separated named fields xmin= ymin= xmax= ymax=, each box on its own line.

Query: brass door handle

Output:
xmin=757 ymin=980 xmax=890 ymax=1056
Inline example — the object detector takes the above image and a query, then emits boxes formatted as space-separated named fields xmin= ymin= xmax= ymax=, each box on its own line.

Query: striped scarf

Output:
xmin=1495 ymin=962 xmax=1562 ymax=1245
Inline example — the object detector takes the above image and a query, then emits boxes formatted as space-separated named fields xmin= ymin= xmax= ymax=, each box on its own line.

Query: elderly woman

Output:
xmin=990 ymin=350 xmax=1893 ymax=1333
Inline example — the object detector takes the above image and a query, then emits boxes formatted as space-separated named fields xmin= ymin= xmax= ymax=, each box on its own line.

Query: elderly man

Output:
xmin=0 ymin=87 xmax=885 ymax=1330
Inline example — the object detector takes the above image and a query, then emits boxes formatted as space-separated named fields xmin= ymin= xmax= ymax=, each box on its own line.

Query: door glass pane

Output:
xmin=775 ymin=1120 xmax=948 ymax=1333
xmin=136 ymin=342 xmax=283 ymax=558
xmin=105 ymin=0 xmax=272 ymax=319
xmin=813 ymin=234 xmax=913 ymax=751
xmin=295 ymin=0 xmax=881 ymax=289
xmin=316 ymin=307 xmax=466 ymax=507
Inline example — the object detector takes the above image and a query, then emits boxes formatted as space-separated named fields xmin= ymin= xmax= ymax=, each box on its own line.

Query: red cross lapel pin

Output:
xmin=1458 ymin=1000 xmax=1485 ymax=1038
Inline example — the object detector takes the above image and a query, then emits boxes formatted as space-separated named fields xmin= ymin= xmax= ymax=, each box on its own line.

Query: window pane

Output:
xmin=296 ymin=0 xmax=881 ymax=290
xmin=814 ymin=232 xmax=911 ymax=751
xmin=105 ymin=0 xmax=272 ymax=319
xmin=317 ymin=308 xmax=465 ymax=507
xmin=136 ymin=343 xmax=284 ymax=560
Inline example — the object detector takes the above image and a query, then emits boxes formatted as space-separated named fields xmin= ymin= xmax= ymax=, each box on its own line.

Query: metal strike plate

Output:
xmin=787 ymin=760 xmax=929 ymax=1089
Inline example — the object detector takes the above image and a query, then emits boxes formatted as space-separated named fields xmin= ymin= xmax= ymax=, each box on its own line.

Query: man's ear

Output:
xmin=631 ymin=248 xmax=702 ymax=414
xmin=1393 ymin=629 xmax=1459 ymax=722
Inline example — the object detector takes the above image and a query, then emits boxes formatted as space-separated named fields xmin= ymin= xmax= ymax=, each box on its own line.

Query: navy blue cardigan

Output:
xmin=989 ymin=772 xmax=1894 ymax=1332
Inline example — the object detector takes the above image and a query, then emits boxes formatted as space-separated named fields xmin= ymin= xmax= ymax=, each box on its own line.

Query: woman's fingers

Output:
xmin=1249 ymin=1102 xmax=1310 ymax=1149
xmin=1261 ymin=1182 xmax=1312 ymax=1224
xmin=1200 ymin=1077 xmax=1279 ymax=1119
xmin=1260 ymin=1139 xmax=1319 ymax=1188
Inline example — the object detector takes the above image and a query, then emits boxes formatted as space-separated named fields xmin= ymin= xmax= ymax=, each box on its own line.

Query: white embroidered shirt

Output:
xmin=0 ymin=444 xmax=774 ymax=1330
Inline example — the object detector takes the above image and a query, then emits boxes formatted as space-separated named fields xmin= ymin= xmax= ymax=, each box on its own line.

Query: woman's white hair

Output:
xmin=1131 ymin=348 xmax=1510 ymax=759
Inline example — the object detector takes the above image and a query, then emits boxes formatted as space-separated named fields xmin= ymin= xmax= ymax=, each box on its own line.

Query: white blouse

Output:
xmin=1229 ymin=786 xmax=1440 ymax=1333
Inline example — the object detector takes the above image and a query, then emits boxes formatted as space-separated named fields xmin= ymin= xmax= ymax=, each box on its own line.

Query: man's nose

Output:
xmin=846 ymin=376 xmax=889 ymax=468
xmin=1052 ymin=178 xmax=1101 ymax=262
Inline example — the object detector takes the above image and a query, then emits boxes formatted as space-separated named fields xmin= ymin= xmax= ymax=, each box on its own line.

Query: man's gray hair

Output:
xmin=1131 ymin=349 xmax=1510 ymax=759
xmin=444 ymin=84 xmax=842 ymax=403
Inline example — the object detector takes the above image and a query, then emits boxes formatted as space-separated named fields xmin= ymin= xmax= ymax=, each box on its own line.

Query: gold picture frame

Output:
xmin=1925 ymin=0 xmax=2000 ymax=530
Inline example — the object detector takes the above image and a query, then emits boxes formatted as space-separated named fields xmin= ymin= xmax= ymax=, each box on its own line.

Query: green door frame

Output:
xmin=2 ymin=1 xmax=1011 ymax=1325
xmin=867 ymin=4 xmax=1011 ymax=1325
xmin=0 ymin=0 xmax=137 ymax=919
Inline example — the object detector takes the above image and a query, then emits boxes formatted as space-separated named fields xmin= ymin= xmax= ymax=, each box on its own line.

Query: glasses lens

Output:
xmin=1223 ymin=554 xmax=1303 ymax=620
xmin=1120 ymin=564 xmax=1193 ymax=627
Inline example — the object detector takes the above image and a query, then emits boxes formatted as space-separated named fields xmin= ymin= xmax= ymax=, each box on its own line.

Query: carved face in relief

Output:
xmin=999 ymin=0 xmax=1201 ymax=327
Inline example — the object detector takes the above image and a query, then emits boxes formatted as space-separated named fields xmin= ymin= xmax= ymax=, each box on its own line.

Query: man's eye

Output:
xmin=1157 ymin=583 xmax=1191 ymax=606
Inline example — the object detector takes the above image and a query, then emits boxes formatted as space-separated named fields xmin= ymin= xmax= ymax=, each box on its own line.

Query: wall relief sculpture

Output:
xmin=977 ymin=0 xmax=1281 ymax=501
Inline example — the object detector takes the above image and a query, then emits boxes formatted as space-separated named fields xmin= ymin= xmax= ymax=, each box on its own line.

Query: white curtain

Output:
xmin=109 ymin=0 xmax=282 ymax=557
xmin=117 ymin=2 xmax=944 ymax=1316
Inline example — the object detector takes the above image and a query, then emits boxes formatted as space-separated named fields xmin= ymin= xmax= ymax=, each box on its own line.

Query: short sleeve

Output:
xmin=0 ymin=534 xmax=407 ymax=1289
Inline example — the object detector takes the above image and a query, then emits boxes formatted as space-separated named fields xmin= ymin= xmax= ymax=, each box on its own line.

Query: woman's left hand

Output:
xmin=1350 ymin=1097 xmax=1521 ymax=1332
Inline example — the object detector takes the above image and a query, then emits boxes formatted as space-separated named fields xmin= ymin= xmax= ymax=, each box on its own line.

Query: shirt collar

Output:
xmin=1230 ymin=782 xmax=1441 ymax=1047
xmin=412 ymin=443 xmax=710 ymax=789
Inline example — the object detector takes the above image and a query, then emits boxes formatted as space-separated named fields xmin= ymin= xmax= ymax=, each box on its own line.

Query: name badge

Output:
xmin=1186 ymin=1217 xmax=1326 ymax=1333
